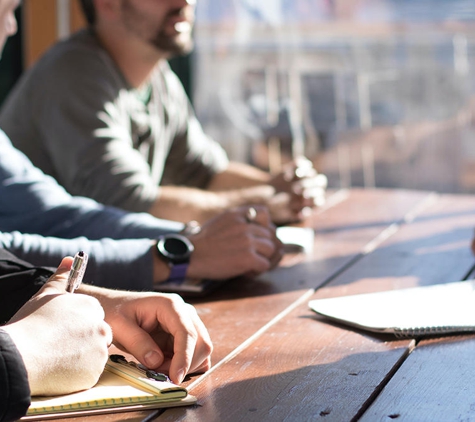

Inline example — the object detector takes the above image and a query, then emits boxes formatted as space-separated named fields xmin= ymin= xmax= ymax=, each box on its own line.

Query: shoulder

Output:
xmin=23 ymin=29 xmax=125 ymax=93
xmin=42 ymin=29 xmax=108 ymax=66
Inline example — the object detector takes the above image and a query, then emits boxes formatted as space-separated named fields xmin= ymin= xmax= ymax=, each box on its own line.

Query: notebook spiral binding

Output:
xmin=393 ymin=326 xmax=475 ymax=338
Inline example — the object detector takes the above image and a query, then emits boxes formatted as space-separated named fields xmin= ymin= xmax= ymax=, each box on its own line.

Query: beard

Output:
xmin=149 ymin=29 xmax=194 ymax=57
xmin=121 ymin=0 xmax=194 ymax=58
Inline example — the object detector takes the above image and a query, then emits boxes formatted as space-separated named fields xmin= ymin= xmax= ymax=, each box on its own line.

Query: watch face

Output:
xmin=157 ymin=234 xmax=194 ymax=263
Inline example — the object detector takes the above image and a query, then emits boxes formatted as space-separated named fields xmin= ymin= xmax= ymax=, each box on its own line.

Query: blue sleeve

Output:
xmin=0 ymin=130 xmax=183 ymax=240
xmin=0 ymin=130 xmax=187 ymax=290
xmin=0 ymin=232 xmax=156 ymax=291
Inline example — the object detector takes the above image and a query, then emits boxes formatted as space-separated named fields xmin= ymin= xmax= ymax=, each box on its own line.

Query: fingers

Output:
xmin=240 ymin=205 xmax=272 ymax=227
xmin=292 ymin=174 xmax=327 ymax=205
xmin=293 ymin=175 xmax=328 ymax=197
xmin=275 ymin=172 xmax=327 ymax=220
xmin=248 ymin=224 xmax=280 ymax=256
xmin=289 ymin=187 xmax=325 ymax=212
xmin=111 ymin=316 xmax=166 ymax=370
xmin=240 ymin=206 xmax=279 ymax=248
xmin=6 ymin=291 xmax=112 ymax=395
xmin=55 ymin=256 xmax=74 ymax=274
xmin=168 ymin=304 xmax=213 ymax=383
xmin=274 ymin=160 xmax=327 ymax=197
xmin=244 ymin=206 xmax=257 ymax=223
xmin=41 ymin=256 xmax=112 ymax=346
xmin=109 ymin=295 xmax=213 ymax=385
xmin=189 ymin=206 xmax=283 ymax=279
xmin=268 ymin=162 xmax=327 ymax=224
xmin=241 ymin=207 xmax=284 ymax=272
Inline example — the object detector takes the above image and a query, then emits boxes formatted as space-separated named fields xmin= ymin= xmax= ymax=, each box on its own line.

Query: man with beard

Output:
xmin=0 ymin=0 xmax=327 ymax=225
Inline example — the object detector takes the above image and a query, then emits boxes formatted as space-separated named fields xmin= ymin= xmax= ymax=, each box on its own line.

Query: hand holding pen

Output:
xmin=4 ymin=254 xmax=111 ymax=396
xmin=66 ymin=251 xmax=88 ymax=293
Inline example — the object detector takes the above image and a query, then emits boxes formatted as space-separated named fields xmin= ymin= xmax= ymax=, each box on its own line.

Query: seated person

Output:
xmin=0 ymin=129 xmax=282 ymax=290
xmin=0 ymin=1 xmax=283 ymax=291
xmin=0 ymin=248 xmax=213 ymax=422
xmin=0 ymin=0 xmax=327 ymax=225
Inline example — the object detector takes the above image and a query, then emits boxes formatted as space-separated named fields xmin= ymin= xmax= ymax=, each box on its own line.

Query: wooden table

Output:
xmin=63 ymin=188 xmax=475 ymax=422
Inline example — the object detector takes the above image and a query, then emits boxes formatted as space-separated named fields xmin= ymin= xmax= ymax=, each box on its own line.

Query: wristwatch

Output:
xmin=156 ymin=234 xmax=194 ymax=282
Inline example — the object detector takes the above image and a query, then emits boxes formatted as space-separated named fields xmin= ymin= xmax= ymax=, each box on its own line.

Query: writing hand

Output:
xmin=4 ymin=257 xmax=112 ymax=396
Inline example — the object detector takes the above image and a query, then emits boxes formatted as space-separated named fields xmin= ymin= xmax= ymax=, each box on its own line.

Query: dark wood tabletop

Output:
xmin=51 ymin=188 xmax=475 ymax=422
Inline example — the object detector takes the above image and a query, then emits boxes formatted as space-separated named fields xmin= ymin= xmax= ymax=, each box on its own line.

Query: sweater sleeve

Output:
xmin=0 ymin=129 xmax=183 ymax=240
xmin=0 ymin=131 xmax=185 ymax=290
xmin=158 ymin=63 xmax=229 ymax=189
xmin=0 ymin=330 xmax=30 ymax=422
xmin=0 ymin=232 xmax=157 ymax=291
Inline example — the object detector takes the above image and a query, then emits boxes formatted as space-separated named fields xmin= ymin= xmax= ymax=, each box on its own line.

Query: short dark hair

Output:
xmin=78 ymin=0 xmax=96 ymax=26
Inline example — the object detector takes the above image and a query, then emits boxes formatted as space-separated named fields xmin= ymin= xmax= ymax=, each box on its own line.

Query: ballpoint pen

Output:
xmin=66 ymin=251 xmax=88 ymax=293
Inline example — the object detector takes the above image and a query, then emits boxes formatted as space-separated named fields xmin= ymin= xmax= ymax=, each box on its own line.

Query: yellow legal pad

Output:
xmin=22 ymin=356 xmax=196 ymax=420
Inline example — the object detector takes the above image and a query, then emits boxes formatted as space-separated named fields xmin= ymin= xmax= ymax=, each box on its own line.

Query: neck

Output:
xmin=93 ymin=25 xmax=166 ymax=88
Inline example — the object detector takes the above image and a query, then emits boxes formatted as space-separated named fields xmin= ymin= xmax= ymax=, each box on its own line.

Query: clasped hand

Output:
xmin=268 ymin=157 xmax=328 ymax=224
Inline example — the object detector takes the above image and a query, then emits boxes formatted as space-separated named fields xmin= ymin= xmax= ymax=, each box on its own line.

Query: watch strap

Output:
xmin=168 ymin=262 xmax=189 ymax=282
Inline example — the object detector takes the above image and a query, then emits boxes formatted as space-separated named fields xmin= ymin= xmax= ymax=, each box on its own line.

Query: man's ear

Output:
xmin=93 ymin=0 xmax=121 ymax=22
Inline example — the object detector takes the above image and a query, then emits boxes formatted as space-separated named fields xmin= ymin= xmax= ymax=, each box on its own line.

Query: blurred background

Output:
xmin=5 ymin=0 xmax=475 ymax=194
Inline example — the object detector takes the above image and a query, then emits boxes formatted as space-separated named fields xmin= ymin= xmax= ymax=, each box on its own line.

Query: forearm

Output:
xmin=148 ymin=186 xmax=230 ymax=223
xmin=207 ymin=161 xmax=271 ymax=191
xmin=148 ymin=184 xmax=275 ymax=224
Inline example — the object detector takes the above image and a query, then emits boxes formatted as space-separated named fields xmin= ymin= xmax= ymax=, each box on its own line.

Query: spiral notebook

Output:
xmin=22 ymin=355 xmax=196 ymax=420
xmin=309 ymin=280 xmax=475 ymax=338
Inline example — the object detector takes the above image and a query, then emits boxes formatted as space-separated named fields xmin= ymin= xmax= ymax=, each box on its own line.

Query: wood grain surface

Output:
xmin=42 ymin=188 xmax=475 ymax=422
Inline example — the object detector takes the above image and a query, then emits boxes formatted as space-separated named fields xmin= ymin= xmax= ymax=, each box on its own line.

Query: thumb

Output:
xmin=114 ymin=318 xmax=165 ymax=370
xmin=39 ymin=256 xmax=74 ymax=295
xmin=54 ymin=256 xmax=74 ymax=277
